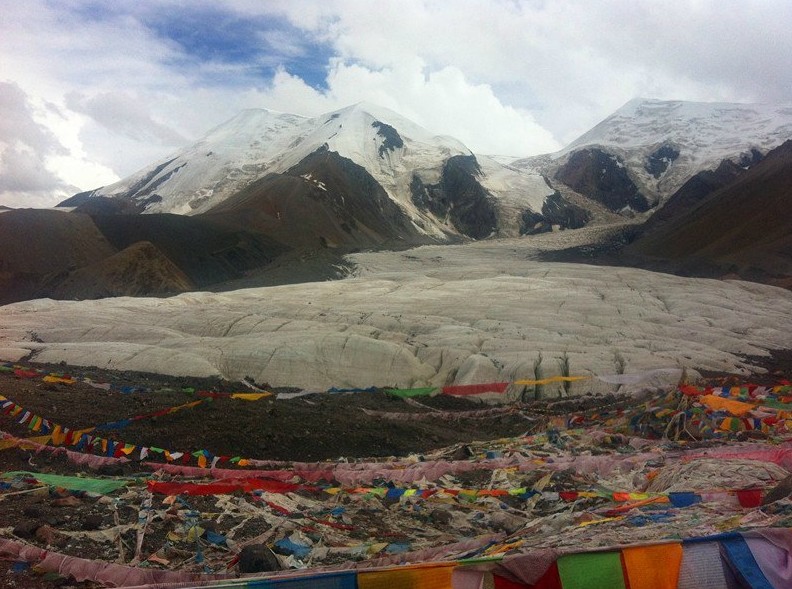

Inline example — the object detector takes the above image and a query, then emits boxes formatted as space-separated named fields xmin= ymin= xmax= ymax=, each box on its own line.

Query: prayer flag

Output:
xmin=622 ymin=543 xmax=682 ymax=589
xmin=557 ymin=551 xmax=626 ymax=589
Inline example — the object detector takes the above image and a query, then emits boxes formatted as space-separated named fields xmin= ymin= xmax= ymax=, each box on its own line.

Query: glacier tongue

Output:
xmin=2 ymin=229 xmax=791 ymax=392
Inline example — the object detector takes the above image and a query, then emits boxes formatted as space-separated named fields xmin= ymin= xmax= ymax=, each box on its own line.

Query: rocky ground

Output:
xmin=0 ymin=351 xmax=790 ymax=588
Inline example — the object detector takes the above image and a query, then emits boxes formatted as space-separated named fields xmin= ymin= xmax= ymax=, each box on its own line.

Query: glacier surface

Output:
xmin=1 ymin=229 xmax=791 ymax=394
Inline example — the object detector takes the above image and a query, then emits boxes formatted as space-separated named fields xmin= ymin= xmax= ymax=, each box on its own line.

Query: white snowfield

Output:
xmin=513 ymin=98 xmax=792 ymax=202
xmin=1 ymin=229 xmax=791 ymax=394
xmin=91 ymin=103 xmax=554 ymax=237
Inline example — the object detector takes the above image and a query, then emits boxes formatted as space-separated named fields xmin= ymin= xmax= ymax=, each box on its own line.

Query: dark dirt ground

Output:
xmin=0 ymin=363 xmax=537 ymax=465
xmin=0 ymin=350 xmax=790 ymax=588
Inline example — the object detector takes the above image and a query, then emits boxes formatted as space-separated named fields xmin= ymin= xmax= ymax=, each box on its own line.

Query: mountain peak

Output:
xmin=66 ymin=101 xmax=482 ymax=217
xmin=561 ymin=98 xmax=792 ymax=158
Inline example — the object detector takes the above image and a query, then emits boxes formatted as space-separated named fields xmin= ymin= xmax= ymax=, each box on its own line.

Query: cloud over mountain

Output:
xmin=2 ymin=1 xmax=792 ymax=207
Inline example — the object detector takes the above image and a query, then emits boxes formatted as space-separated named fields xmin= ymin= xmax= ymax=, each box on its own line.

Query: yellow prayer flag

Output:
xmin=25 ymin=435 xmax=52 ymax=445
xmin=578 ymin=515 xmax=625 ymax=527
xmin=0 ymin=439 xmax=19 ymax=451
xmin=51 ymin=425 xmax=65 ymax=446
xmin=43 ymin=375 xmax=76 ymax=384
xmin=230 ymin=392 xmax=273 ymax=401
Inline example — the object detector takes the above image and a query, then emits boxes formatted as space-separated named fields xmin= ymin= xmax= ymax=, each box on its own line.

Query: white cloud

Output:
xmin=65 ymin=92 xmax=188 ymax=146
xmin=1 ymin=0 xmax=791 ymax=207
xmin=0 ymin=81 xmax=77 ymax=207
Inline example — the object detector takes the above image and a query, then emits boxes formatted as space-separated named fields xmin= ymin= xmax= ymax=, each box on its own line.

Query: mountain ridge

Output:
xmin=59 ymin=102 xmax=558 ymax=241
xmin=512 ymin=98 xmax=792 ymax=208
xmin=1 ymin=97 xmax=782 ymax=305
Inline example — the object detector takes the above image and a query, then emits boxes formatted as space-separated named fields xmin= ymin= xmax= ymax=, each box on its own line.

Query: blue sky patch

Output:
xmin=68 ymin=2 xmax=333 ymax=90
xmin=146 ymin=7 xmax=333 ymax=89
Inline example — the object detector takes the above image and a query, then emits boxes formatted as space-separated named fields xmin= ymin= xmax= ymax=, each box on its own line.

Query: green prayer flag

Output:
xmin=384 ymin=387 xmax=438 ymax=398
xmin=758 ymin=399 xmax=792 ymax=410
xmin=2 ymin=471 xmax=128 ymax=494
xmin=457 ymin=556 xmax=504 ymax=565
xmin=557 ymin=551 xmax=626 ymax=589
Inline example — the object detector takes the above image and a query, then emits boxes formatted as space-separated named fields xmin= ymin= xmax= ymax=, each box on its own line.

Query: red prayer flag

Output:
xmin=736 ymin=489 xmax=762 ymax=508
xmin=442 ymin=382 xmax=510 ymax=396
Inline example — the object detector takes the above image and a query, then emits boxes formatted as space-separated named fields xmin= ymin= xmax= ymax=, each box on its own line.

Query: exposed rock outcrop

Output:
xmin=554 ymin=148 xmax=651 ymax=213
xmin=411 ymin=155 xmax=498 ymax=239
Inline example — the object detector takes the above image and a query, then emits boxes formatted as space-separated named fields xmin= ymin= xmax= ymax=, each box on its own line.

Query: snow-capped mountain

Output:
xmin=64 ymin=103 xmax=557 ymax=240
xmin=513 ymin=99 xmax=792 ymax=211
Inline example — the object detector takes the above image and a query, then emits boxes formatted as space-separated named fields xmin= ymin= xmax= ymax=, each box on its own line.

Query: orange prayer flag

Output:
xmin=699 ymin=394 xmax=755 ymax=416
xmin=358 ymin=564 xmax=454 ymax=589
xmin=622 ymin=543 xmax=683 ymax=589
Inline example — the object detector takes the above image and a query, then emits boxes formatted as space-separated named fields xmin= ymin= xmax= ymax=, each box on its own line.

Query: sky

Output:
xmin=1 ymin=0 xmax=791 ymax=208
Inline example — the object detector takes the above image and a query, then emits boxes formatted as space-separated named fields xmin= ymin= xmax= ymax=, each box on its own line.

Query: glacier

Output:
xmin=1 ymin=228 xmax=790 ymax=394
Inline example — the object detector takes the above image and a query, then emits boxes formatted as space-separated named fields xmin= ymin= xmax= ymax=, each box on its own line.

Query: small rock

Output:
xmin=13 ymin=520 xmax=41 ymax=538
xmin=52 ymin=496 xmax=81 ymax=507
xmin=22 ymin=506 xmax=42 ymax=518
xmin=238 ymin=544 xmax=281 ymax=574
xmin=430 ymin=509 xmax=452 ymax=525
xmin=35 ymin=524 xmax=66 ymax=547
xmin=98 ymin=464 xmax=125 ymax=477
xmin=44 ymin=515 xmax=66 ymax=527
xmin=489 ymin=511 xmax=525 ymax=535
xmin=81 ymin=514 xmax=104 ymax=531
xmin=450 ymin=445 xmax=473 ymax=461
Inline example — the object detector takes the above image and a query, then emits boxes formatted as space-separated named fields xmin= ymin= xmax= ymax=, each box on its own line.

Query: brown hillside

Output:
xmin=0 ymin=209 xmax=117 ymax=304
xmin=624 ymin=140 xmax=792 ymax=283
xmin=207 ymin=147 xmax=428 ymax=249
xmin=43 ymin=241 xmax=194 ymax=300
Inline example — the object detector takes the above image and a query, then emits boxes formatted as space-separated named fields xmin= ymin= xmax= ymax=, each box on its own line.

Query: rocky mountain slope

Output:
xmin=537 ymin=139 xmax=792 ymax=288
xmin=622 ymin=139 xmax=792 ymax=286
xmin=60 ymin=103 xmax=559 ymax=240
xmin=4 ymin=99 xmax=790 ymax=306
xmin=513 ymin=99 xmax=792 ymax=214
xmin=0 ymin=208 xmax=288 ymax=304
